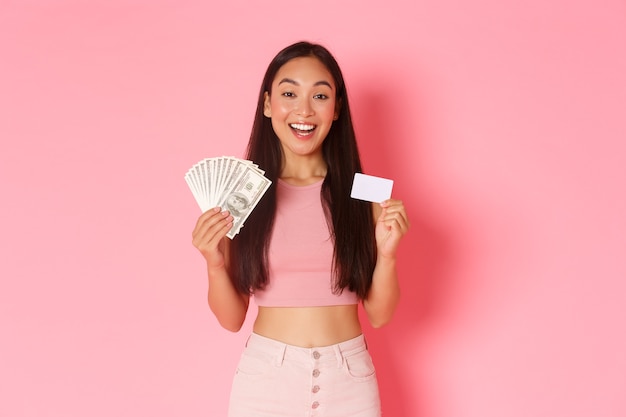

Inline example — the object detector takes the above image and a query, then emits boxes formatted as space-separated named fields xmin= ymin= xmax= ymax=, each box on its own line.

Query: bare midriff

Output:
xmin=253 ymin=305 xmax=362 ymax=348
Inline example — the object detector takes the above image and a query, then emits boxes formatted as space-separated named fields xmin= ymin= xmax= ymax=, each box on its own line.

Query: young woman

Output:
xmin=192 ymin=41 xmax=409 ymax=417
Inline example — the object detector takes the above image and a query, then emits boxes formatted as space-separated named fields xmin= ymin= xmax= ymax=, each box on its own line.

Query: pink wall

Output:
xmin=1 ymin=1 xmax=625 ymax=416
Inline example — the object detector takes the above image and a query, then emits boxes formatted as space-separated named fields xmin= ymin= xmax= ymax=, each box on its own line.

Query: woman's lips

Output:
xmin=290 ymin=123 xmax=316 ymax=137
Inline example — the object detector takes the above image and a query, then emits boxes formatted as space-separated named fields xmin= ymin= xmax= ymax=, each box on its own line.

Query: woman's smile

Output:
xmin=290 ymin=122 xmax=316 ymax=138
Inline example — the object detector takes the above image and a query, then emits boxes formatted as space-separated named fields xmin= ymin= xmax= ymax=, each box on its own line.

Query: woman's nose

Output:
xmin=295 ymin=98 xmax=314 ymax=116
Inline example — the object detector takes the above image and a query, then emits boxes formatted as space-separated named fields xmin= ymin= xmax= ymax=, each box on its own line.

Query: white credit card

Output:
xmin=350 ymin=173 xmax=394 ymax=203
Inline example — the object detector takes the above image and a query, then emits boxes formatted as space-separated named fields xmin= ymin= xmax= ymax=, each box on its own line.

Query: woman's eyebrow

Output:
xmin=278 ymin=78 xmax=333 ymax=89
xmin=278 ymin=78 xmax=298 ymax=86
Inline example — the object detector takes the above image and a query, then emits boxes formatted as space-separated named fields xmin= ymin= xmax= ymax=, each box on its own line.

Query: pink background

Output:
xmin=1 ymin=1 xmax=625 ymax=416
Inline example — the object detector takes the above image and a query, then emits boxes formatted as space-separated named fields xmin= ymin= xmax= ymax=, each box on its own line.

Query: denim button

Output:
xmin=312 ymin=369 xmax=320 ymax=378
xmin=312 ymin=401 xmax=320 ymax=409
xmin=312 ymin=385 xmax=320 ymax=393
xmin=313 ymin=351 xmax=321 ymax=359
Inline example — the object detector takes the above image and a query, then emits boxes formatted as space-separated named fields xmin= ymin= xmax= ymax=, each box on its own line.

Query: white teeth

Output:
xmin=290 ymin=123 xmax=315 ymax=131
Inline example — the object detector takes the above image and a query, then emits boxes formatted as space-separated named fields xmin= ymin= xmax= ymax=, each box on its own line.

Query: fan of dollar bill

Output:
xmin=184 ymin=156 xmax=272 ymax=239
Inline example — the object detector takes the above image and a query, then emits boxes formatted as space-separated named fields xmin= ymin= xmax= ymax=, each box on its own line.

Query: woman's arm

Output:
xmin=363 ymin=200 xmax=410 ymax=328
xmin=192 ymin=207 xmax=250 ymax=332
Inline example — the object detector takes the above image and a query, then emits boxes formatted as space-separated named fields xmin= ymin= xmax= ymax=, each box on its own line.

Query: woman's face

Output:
xmin=264 ymin=56 xmax=338 ymax=162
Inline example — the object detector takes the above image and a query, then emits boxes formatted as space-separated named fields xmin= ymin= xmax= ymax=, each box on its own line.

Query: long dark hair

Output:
xmin=229 ymin=41 xmax=376 ymax=299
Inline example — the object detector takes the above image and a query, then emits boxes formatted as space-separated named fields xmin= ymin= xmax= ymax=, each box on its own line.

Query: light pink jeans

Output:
xmin=228 ymin=333 xmax=381 ymax=417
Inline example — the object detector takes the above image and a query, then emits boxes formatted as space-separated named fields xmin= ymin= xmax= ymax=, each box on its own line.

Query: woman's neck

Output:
xmin=280 ymin=156 xmax=327 ymax=186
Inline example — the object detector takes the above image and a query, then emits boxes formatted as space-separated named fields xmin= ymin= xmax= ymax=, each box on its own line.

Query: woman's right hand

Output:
xmin=191 ymin=207 xmax=233 ymax=269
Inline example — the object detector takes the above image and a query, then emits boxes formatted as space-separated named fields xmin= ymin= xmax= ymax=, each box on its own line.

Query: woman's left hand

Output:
xmin=375 ymin=199 xmax=410 ymax=258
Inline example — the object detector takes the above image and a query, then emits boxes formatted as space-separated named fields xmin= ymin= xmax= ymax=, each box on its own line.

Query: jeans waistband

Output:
xmin=245 ymin=332 xmax=367 ymax=368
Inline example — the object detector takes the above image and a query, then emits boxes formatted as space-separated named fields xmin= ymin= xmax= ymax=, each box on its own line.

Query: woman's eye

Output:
xmin=282 ymin=92 xmax=295 ymax=97
xmin=314 ymin=94 xmax=329 ymax=100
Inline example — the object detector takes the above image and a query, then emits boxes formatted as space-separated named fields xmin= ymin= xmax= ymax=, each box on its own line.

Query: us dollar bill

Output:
xmin=185 ymin=156 xmax=272 ymax=238
xmin=217 ymin=164 xmax=272 ymax=239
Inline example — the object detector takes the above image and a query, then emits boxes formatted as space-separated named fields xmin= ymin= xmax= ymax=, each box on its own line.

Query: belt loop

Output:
xmin=334 ymin=344 xmax=343 ymax=368
xmin=275 ymin=343 xmax=286 ymax=367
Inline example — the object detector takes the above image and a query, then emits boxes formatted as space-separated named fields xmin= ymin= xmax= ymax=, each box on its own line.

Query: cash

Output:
xmin=185 ymin=156 xmax=272 ymax=239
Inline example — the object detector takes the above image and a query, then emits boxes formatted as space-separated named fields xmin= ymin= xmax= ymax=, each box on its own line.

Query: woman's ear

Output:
xmin=263 ymin=92 xmax=271 ymax=118
xmin=334 ymin=98 xmax=342 ymax=120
